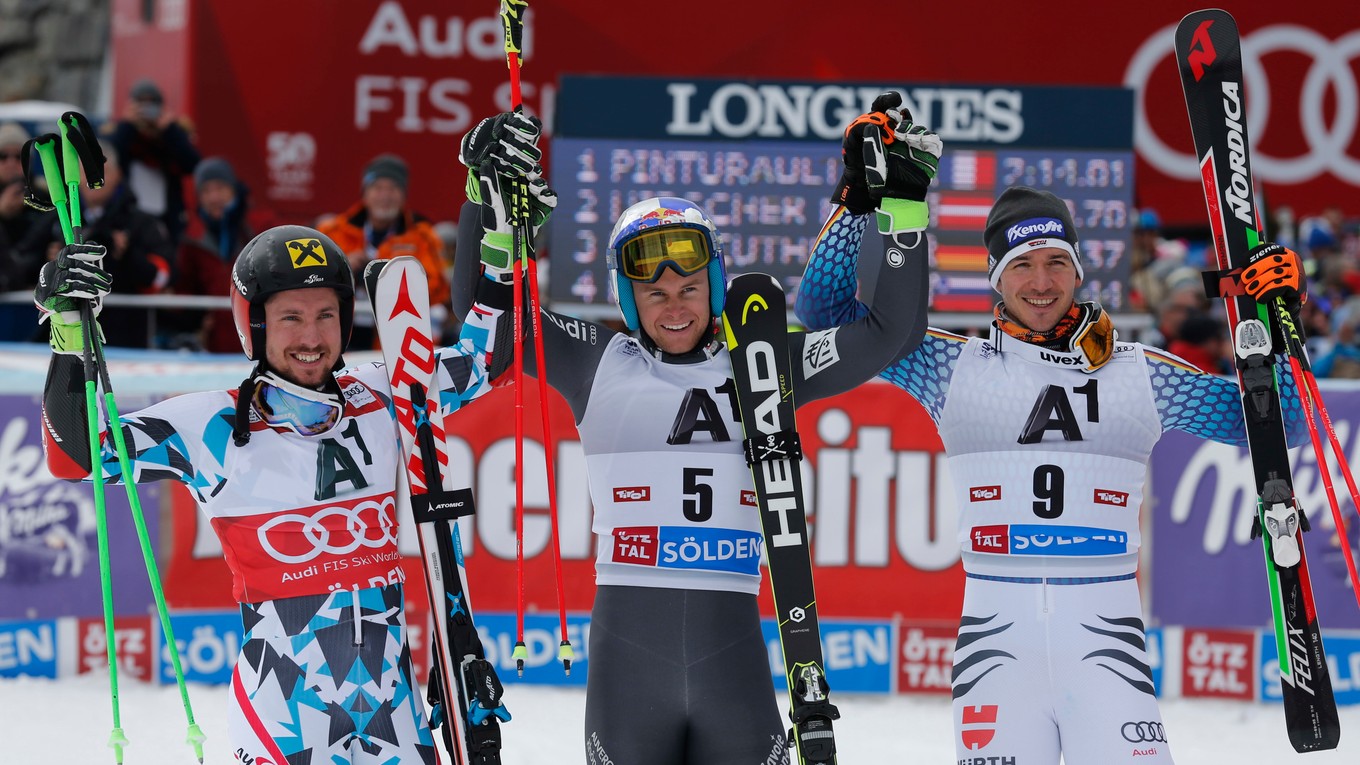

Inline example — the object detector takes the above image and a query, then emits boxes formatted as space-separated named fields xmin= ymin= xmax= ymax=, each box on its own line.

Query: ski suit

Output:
xmin=456 ymin=203 xmax=930 ymax=765
xmin=40 ymin=330 xmax=498 ymax=764
xmin=795 ymin=208 xmax=1306 ymax=764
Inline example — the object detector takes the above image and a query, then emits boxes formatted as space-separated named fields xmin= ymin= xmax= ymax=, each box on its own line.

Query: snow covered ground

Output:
xmin=4 ymin=675 xmax=1360 ymax=762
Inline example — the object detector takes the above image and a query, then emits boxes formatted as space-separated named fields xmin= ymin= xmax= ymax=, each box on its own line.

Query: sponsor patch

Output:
xmin=285 ymin=237 xmax=327 ymax=268
xmin=613 ymin=486 xmax=650 ymax=502
xmin=1008 ymin=524 xmax=1129 ymax=556
xmin=1094 ymin=489 xmax=1129 ymax=507
xmin=970 ymin=525 xmax=1009 ymax=553
xmin=740 ymin=490 xmax=758 ymax=506
xmin=970 ymin=485 xmax=1001 ymax=502
xmin=612 ymin=526 xmax=658 ymax=565
xmin=802 ymin=328 xmax=840 ymax=379
xmin=1006 ymin=217 xmax=1066 ymax=245
xmin=960 ymin=704 xmax=998 ymax=750
xmin=341 ymin=380 xmax=377 ymax=409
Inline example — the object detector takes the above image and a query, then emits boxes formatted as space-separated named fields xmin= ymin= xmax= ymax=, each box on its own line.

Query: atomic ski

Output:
xmin=367 ymin=257 xmax=510 ymax=764
xmin=722 ymin=273 xmax=839 ymax=765
xmin=1175 ymin=9 xmax=1340 ymax=752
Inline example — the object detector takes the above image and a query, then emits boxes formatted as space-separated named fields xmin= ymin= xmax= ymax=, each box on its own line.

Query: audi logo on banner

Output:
xmin=256 ymin=495 xmax=399 ymax=564
xmin=1127 ymin=24 xmax=1360 ymax=185
xmin=1121 ymin=721 xmax=1168 ymax=743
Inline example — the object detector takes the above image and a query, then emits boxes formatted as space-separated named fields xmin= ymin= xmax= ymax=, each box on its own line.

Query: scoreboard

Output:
xmin=548 ymin=77 xmax=1135 ymax=319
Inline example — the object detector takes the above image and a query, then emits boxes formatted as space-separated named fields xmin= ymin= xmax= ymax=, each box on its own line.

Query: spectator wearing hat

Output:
xmin=318 ymin=153 xmax=449 ymax=347
xmin=170 ymin=156 xmax=261 ymax=352
xmin=106 ymin=77 xmax=201 ymax=247
xmin=0 ymin=121 xmax=55 ymax=339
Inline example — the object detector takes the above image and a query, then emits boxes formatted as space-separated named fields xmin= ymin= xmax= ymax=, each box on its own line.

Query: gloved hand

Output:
xmin=475 ymin=163 xmax=557 ymax=283
xmin=1242 ymin=242 xmax=1306 ymax=313
xmin=460 ymin=111 xmax=545 ymax=201
xmin=866 ymin=111 xmax=942 ymax=237
xmin=830 ymin=92 xmax=903 ymax=215
xmin=33 ymin=242 xmax=110 ymax=354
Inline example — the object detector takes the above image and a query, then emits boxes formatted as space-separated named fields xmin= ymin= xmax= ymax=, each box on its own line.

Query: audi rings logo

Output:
xmin=1127 ymin=25 xmax=1360 ymax=184
xmin=1121 ymin=721 xmax=1167 ymax=744
xmin=257 ymin=496 xmax=398 ymax=564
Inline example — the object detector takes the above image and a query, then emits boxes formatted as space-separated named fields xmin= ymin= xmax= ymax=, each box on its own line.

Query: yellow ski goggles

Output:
xmin=617 ymin=228 xmax=713 ymax=283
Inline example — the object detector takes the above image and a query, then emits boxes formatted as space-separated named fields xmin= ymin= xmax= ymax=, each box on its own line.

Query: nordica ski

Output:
xmin=722 ymin=273 xmax=839 ymax=765
xmin=1175 ymin=9 xmax=1340 ymax=752
xmin=367 ymin=257 xmax=510 ymax=764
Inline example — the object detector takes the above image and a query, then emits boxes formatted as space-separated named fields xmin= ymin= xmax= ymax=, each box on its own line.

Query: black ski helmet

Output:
xmin=230 ymin=225 xmax=355 ymax=362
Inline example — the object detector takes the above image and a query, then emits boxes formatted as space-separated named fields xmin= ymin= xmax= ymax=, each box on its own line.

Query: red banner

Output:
xmin=163 ymin=381 xmax=964 ymax=622
xmin=111 ymin=1 xmax=1360 ymax=227
xmin=1181 ymin=627 xmax=1256 ymax=701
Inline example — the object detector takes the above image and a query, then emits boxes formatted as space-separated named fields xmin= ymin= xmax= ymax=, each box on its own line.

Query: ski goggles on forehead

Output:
xmin=253 ymin=373 xmax=342 ymax=436
xmin=617 ymin=228 xmax=712 ymax=283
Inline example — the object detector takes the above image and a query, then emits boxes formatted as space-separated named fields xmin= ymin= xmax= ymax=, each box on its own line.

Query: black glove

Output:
xmin=34 ymin=242 xmax=111 ymax=354
xmin=831 ymin=92 xmax=903 ymax=215
xmin=459 ymin=111 xmax=543 ymax=176
xmin=1242 ymin=242 xmax=1306 ymax=312
xmin=864 ymin=118 xmax=941 ymax=203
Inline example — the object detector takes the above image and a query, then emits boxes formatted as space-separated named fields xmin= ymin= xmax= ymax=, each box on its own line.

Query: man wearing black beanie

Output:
xmin=798 ymin=124 xmax=1310 ymax=762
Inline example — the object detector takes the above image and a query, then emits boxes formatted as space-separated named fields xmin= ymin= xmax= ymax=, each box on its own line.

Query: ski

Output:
xmin=367 ymin=257 xmax=510 ymax=765
xmin=722 ymin=273 xmax=839 ymax=765
xmin=1175 ymin=9 xmax=1340 ymax=752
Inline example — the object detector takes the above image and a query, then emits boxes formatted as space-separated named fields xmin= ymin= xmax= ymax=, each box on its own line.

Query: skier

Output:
xmin=454 ymin=109 xmax=939 ymax=764
xmin=795 ymin=100 xmax=1308 ymax=764
xmin=35 ymin=225 xmax=501 ymax=764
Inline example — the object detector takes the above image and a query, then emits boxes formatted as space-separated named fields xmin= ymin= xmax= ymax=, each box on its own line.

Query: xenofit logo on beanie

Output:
xmin=1006 ymin=218 xmax=1067 ymax=245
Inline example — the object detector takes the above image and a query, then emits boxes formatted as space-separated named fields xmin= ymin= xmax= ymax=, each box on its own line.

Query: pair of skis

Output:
xmin=1177 ymin=8 xmax=1357 ymax=752
xmin=367 ymin=258 xmax=510 ymax=765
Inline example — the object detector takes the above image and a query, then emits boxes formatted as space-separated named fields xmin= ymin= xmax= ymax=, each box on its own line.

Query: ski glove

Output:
xmin=1242 ymin=242 xmax=1306 ymax=312
xmin=460 ymin=111 xmax=544 ymax=201
xmin=831 ymin=92 xmax=905 ymax=215
xmin=476 ymin=163 xmax=557 ymax=283
xmin=34 ymin=242 xmax=110 ymax=355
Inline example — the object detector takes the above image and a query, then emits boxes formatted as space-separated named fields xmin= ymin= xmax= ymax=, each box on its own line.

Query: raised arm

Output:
xmin=792 ymin=92 xmax=942 ymax=402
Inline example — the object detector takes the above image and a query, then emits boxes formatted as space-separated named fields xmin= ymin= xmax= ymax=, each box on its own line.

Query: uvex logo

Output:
xmin=613 ymin=486 xmax=650 ymax=502
xmin=1040 ymin=351 xmax=1083 ymax=366
xmin=970 ymin=486 xmax=1001 ymax=502
xmin=1186 ymin=19 xmax=1218 ymax=82
xmin=1095 ymin=489 xmax=1129 ymax=507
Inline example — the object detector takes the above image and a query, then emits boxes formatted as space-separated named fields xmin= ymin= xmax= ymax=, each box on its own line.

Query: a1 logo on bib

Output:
xmin=287 ymin=237 xmax=327 ymax=268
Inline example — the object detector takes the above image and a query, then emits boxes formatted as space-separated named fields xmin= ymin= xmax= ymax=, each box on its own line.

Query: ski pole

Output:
xmin=500 ymin=0 xmax=572 ymax=674
xmin=1274 ymin=300 xmax=1360 ymax=608
xmin=30 ymin=132 xmax=130 ymax=763
xmin=57 ymin=112 xmax=206 ymax=762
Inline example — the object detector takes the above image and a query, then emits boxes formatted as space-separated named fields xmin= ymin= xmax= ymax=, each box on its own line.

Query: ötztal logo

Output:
xmin=613 ymin=486 xmax=650 ymax=502
xmin=970 ymin=486 xmax=1001 ymax=502
xmin=1006 ymin=218 xmax=1065 ymax=244
xmin=1095 ymin=489 xmax=1130 ymax=507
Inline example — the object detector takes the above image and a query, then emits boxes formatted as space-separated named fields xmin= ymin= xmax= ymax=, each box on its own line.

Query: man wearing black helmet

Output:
xmin=35 ymin=225 xmax=502 ymax=764
xmin=796 ymin=97 xmax=1310 ymax=763
xmin=453 ymin=108 xmax=940 ymax=765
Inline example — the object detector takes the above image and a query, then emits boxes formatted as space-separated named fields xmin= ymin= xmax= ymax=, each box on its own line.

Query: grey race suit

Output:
xmin=456 ymin=203 xmax=928 ymax=765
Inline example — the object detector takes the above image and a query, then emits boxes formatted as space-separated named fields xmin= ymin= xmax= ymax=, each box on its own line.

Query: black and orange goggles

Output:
xmin=617 ymin=228 xmax=713 ymax=283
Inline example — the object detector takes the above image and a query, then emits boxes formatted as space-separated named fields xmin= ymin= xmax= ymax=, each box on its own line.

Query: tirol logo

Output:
xmin=1219 ymin=81 xmax=1254 ymax=226
xmin=613 ymin=486 xmax=650 ymax=502
xmin=960 ymin=704 xmax=999 ymax=750
xmin=286 ymin=237 xmax=327 ymax=268
xmin=970 ymin=486 xmax=1001 ymax=502
xmin=1095 ymin=489 xmax=1129 ymax=507
xmin=1006 ymin=217 xmax=1066 ymax=245
xmin=740 ymin=490 xmax=757 ymax=506
xmin=1186 ymin=18 xmax=1217 ymax=82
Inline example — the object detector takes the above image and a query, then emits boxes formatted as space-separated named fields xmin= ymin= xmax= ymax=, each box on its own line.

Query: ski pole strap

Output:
xmin=743 ymin=430 xmax=803 ymax=465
